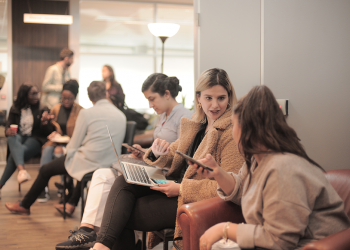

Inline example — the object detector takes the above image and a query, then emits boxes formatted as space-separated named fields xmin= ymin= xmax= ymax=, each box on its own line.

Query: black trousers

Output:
xmin=97 ymin=175 xmax=178 ymax=250
xmin=21 ymin=156 xmax=83 ymax=209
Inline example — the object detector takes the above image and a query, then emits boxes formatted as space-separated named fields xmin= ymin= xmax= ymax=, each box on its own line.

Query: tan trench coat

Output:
xmin=143 ymin=109 xmax=245 ymax=249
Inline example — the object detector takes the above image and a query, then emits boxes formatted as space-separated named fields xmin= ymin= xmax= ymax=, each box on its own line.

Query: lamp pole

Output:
xmin=159 ymin=36 xmax=168 ymax=73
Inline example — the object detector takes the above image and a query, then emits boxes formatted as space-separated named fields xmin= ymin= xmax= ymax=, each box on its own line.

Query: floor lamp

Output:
xmin=148 ymin=23 xmax=180 ymax=73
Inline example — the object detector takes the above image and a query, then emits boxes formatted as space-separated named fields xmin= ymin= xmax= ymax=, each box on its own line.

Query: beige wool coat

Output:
xmin=143 ymin=109 xmax=245 ymax=249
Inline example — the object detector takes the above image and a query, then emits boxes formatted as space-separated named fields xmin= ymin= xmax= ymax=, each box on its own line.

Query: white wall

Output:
xmin=264 ymin=1 xmax=350 ymax=170
xmin=196 ymin=0 xmax=350 ymax=170
xmin=196 ymin=0 xmax=261 ymax=97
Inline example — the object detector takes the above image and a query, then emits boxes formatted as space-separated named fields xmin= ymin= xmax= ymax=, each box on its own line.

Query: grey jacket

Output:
xmin=65 ymin=99 xmax=126 ymax=181
xmin=41 ymin=62 xmax=70 ymax=109
xmin=219 ymin=153 xmax=350 ymax=250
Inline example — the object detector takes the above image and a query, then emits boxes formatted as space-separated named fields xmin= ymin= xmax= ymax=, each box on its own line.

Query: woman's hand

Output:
xmin=200 ymin=223 xmax=225 ymax=250
xmin=5 ymin=128 xmax=16 ymax=137
xmin=200 ymin=222 xmax=238 ymax=250
xmin=193 ymin=154 xmax=237 ymax=196
xmin=47 ymin=131 xmax=57 ymax=140
xmin=191 ymin=154 xmax=221 ymax=178
xmin=150 ymin=182 xmax=180 ymax=197
xmin=41 ymin=111 xmax=54 ymax=125
xmin=151 ymin=138 xmax=170 ymax=158
xmin=129 ymin=144 xmax=146 ymax=160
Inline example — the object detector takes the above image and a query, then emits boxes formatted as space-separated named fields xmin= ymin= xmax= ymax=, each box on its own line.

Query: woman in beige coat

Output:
xmin=91 ymin=68 xmax=245 ymax=250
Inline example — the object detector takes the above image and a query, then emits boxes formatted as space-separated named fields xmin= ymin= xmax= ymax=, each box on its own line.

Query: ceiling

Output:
xmin=80 ymin=0 xmax=194 ymax=53
xmin=0 ymin=0 xmax=194 ymax=51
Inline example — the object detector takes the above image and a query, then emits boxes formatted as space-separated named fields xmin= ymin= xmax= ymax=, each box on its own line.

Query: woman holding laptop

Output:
xmin=89 ymin=68 xmax=245 ymax=250
xmin=56 ymin=73 xmax=192 ymax=249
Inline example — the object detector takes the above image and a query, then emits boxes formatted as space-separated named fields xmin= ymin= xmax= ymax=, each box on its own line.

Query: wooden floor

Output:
xmin=0 ymin=164 xmax=81 ymax=250
xmin=0 ymin=164 xmax=172 ymax=250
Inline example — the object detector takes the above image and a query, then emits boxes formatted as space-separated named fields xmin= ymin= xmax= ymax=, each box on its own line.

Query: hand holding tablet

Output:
xmin=122 ymin=143 xmax=145 ymax=154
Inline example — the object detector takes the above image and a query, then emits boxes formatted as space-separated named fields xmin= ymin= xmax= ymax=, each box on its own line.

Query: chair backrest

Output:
xmin=325 ymin=169 xmax=350 ymax=219
xmin=0 ymin=109 xmax=7 ymax=127
xmin=122 ymin=121 xmax=137 ymax=154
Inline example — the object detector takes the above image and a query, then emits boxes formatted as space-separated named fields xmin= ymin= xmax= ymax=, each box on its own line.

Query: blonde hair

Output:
xmin=193 ymin=68 xmax=237 ymax=123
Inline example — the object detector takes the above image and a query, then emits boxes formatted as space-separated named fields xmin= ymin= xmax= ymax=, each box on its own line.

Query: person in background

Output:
xmin=41 ymin=48 xmax=74 ymax=109
xmin=102 ymin=65 xmax=125 ymax=109
xmin=4 ymin=81 xmax=126 ymax=216
xmin=37 ymin=80 xmax=83 ymax=203
xmin=90 ymin=68 xmax=245 ymax=250
xmin=55 ymin=73 xmax=193 ymax=250
xmin=102 ymin=65 xmax=148 ymax=131
xmin=0 ymin=84 xmax=53 ymax=197
xmin=197 ymin=85 xmax=350 ymax=250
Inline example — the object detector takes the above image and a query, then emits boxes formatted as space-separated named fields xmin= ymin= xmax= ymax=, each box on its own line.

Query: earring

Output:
xmin=197 ymin=103 xmax=202 ymax=109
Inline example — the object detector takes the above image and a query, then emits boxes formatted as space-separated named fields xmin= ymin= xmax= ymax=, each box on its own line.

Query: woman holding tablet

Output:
xmin=89 ymin=68 xmax=245 ymax=250
xmin=196 ymin=85 xmax=350 ymax=250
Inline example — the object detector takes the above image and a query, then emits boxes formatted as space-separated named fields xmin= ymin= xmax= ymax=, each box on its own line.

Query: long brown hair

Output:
xmin=103 ymin=65 xmax=121 ymax=87
xmin=233 ymin=85 xmax=322 ymax=170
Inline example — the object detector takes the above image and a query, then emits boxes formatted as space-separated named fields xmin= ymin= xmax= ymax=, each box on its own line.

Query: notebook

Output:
xmin=106 ymin=125 xmax=168 ymax=187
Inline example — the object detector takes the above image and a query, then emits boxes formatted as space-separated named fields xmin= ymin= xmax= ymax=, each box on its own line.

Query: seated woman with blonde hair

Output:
xmin=195 ymin=85 xmax=350 ymax=250
xmin=89 ymin=68 xmax=245 ymax=250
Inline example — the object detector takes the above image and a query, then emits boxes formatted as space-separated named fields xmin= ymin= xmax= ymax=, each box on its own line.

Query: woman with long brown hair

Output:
xmin=195 ymin=85 xmax=350 ymax=250
xmin=102 ymin=65 xmax=125 ymax=109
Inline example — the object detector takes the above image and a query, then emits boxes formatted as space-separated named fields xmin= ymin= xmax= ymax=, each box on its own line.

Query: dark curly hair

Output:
xmin=141 ymin=73 xmax=182 ymax=98
xmin=14 ymin=84 xmax=37 ymax=110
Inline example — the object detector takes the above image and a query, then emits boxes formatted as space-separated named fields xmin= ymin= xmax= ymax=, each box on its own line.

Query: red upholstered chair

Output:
xmin=177 ymin=169 xmax=350 ymax=250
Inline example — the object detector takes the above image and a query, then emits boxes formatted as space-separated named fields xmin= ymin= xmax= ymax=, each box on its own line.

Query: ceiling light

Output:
xmin=148 ymin=23 xmax=180 ymax=38
xmin=23 ymin=14 xmax=73 ymax=25
xmin=148 ymin=23 xmax=180 ymax=73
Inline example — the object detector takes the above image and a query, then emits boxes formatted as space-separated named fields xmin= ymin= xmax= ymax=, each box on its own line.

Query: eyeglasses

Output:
xmin=61 ymin=96 xmax=75 ymax=101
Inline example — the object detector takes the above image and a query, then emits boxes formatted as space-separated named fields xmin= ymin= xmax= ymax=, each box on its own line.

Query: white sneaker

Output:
xmin=17 ymin=169 xmax=31 ymax=184
xmin=37 ymin=187 xmax=50 ymax=203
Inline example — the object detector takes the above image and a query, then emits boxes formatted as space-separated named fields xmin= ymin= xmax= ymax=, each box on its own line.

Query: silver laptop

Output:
xmin=106 ymin=125 xmax=167 ymax=187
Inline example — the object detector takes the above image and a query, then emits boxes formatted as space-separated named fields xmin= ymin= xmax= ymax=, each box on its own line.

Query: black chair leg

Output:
xmin=163 ymin=239 xmax=168 ymax=250
xmin=81 ymin=180 xmax=85 ymax=220
xmin=18 ymin=183 xmax=21 ymax=192
xmin=63 ymin=175 xmax=66 ymax=220
xmin=142 ymin=231 xmax=147 ymax=250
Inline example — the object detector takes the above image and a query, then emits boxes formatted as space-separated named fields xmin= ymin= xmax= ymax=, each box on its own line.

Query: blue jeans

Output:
xmin=0 ymin=134 xmax=41 ymax=187
xmin=40 ymin=145 xmax=66 ymax=184
xmin=40 ymin=145 xmax=55 ymax=167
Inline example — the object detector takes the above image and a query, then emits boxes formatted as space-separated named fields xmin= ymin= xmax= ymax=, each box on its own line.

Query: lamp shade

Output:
xmin=148 ymin=23 xmax=180 ymax=37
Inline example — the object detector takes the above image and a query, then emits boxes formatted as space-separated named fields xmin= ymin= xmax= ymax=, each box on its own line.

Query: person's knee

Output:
xmin=91 ymin=168 xmax=115 ymax=186
xmin=113 ymin=175 xmax=134 ymax=192
xmin=7 ymin=134 xmax=19 ymax=143
xmin=54 ymin=146 xmax=64 ymax=158
xmin=39 ymin=163 xmax=54 ymax=179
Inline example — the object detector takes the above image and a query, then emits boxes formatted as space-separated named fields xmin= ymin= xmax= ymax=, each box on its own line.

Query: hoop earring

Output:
xmin=197 ymin=103 xmax=202 ymax=109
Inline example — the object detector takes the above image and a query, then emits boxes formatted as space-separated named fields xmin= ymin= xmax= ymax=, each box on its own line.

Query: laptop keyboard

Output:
xmin=124 ymin=163 xmax=152 ymax=185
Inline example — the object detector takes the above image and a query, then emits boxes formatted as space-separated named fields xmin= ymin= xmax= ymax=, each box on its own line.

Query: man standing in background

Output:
xmin=41 ymin=48 xmax=74 ymax=109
